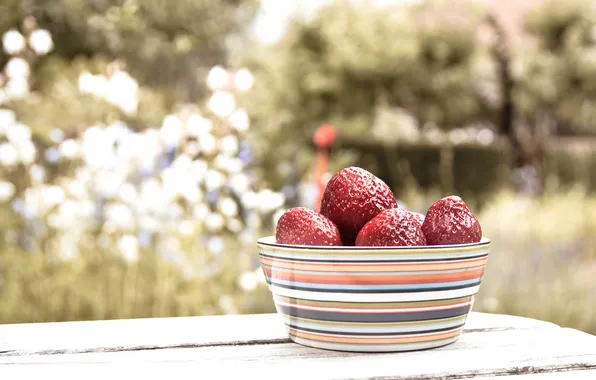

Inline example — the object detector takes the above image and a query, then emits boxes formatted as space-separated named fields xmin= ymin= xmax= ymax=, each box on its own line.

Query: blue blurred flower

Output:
xmin=44 ymin=147 xmax=60 ymax=163
xmin=138 ymin=231 xmax=152 ymax=247
xmin=206 ymin=191 xmax=219 ymax=205
xmin=238 ymin=143 xmax=252 ymax=164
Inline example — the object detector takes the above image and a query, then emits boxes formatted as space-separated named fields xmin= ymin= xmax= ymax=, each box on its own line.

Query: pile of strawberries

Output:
xmin=275 ymin=167 xmax=482 ymax=247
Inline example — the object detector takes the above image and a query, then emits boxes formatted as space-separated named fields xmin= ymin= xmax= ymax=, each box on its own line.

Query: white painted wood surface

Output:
xmin=0 ymin=312 xmax=595 ymax=379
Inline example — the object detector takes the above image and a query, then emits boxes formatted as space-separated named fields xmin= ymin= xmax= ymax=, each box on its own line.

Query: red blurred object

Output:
xmin=313 ymin=124 xmax=337 ymax=148
xmin=313 ymin=124 xmax=337 ymax=212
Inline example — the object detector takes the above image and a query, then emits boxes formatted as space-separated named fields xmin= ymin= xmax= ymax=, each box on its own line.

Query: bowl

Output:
xmin=256 ymin=236 xmax=491 ymax=353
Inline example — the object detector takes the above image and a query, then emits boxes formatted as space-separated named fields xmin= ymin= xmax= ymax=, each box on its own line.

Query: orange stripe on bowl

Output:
xmin=287 ymin=328 xmax=461 ymax=344
xmin=260 ymin=256 xmax=488 ymax=272
xmin=263 ymin=268 xmax=485 ymax=285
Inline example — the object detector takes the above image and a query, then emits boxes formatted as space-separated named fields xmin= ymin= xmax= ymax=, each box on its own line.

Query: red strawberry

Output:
xmin=422 ymin=196 xmax=482 ymax=245
xmin=275 ymin=207 xmax=342 ymax=246
xmin=320 ymin=167 xmax=397 ymax=245
xmin=410 ymin=211 xmax=425 ymax=226
xmin=355 ymin=208 xmax=427 ymax=247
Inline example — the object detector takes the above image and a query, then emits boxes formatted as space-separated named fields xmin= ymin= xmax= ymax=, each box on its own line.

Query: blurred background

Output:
xmin=0 ymin=0 xmax=595 ymax=335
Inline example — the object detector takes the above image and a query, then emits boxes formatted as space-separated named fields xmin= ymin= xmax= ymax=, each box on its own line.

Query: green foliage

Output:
xmin=516 ymin=0 xmax=596 ymax=127
xmin=0 ymin=0 xmax=259 ymax=97
xmin=474 ymin=189 xmax=596 ymax=334
xmin=242 ymin=0 xmax=498 ymax=183
xmin=0 ymin=237 xmax=272 ymax=323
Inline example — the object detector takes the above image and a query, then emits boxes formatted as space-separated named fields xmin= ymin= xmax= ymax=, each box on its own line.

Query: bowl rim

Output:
xmin=257 ymin=236 xmax=490 ymax=251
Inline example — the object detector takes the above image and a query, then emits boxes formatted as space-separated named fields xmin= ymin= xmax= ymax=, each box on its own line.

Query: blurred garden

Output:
xmin=0 ymin=0 xmax=595 ymax=336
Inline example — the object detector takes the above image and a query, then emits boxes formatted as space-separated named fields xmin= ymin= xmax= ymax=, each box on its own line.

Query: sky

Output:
xmin=252 ymin=0 xmax=420 ymax=44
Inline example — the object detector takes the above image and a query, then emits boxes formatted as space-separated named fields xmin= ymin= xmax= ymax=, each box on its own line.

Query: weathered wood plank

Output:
xmin=0 ymin=312 xmax=556 ymax=356
xmin=0 ymin=312 xmax=593 ymax=379
xmin=1 ymin=324 xmax=594 ymax=379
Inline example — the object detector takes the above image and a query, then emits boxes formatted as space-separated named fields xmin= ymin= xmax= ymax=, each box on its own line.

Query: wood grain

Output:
xmin=0 ymin=312 xmax=555 ymax=356
xmin=0 ymin=312 xmax=594 ymax=379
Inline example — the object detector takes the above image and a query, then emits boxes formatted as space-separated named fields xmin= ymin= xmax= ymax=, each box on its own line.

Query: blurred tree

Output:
xmin=241 ymin=0 xmax=499 ymax=187
xmin=497 ymin=0 xmax=596 ymax=190
xmin=0 ymin=0 xmax=259 ymax=100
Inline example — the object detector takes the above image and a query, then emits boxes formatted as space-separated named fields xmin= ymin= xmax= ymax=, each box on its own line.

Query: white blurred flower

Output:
xmin=29 ymin=164 xmax=46 ymax=183
xmin=6 ymin=123 xmax=31 ymax=143
xmin=207 ymin=91 xmax=236 ymax=118
xmin=241 ymin=191 xmax=259 ymax=210
xmin=227 ymin=218 xmax=243 ymax=233
xmin=477 ymin=128 xmax=495 ymax=146
xmin=5 ymin=76 xmax=29 ymax=99
xmin=0 ymin=143 xmax=18 ymax=166
xmin=230 ymin=174 xmax=250 ymax=194
xmin=118 ymin=183 xmax=137 ymax=203
xmin=178 ymin=220 xmax=194 ymax=235
xmin=206 ymin=65 xmax=229 ymax=90
xmin=448 ymin=129 xmax=467 ymax=145
xmin=107 ymin=71 xmax=139 ymax=115
xmin=59 ymin=233 xmax=78 ymax=261
xmin=6 ymin=58 xmax=30 ymax=78
xmin=59 ymin=139 xmax=80 ymax=159
xmin=139 ymin=179 xmax=166 ymax=213
xmin=105 ymin=203 xmax=135 ymax=230
xmin=78 ymin=72 xmax=108 ymax=97
xmin=44 ymin=185 xmax=65 ymax=207
xmin=205 ymin=169 xmax=225 ymax=191
xmin=218 ymin=197 xmax=238 ymax=217
xmin=198 ymin=133 xmax=217 ymax=155
xmin=238 ymin=271 xmax=258 ymax=292
xmin=181 ymin=181 xmax=201 ymax=203
xmin=118 ymin=130 xmax=162 ymax=167
xmin=207 ymin=236 xmax=225 ymax=255
xmin=173 ymin=154 xmax=192 ymax=171
xmin=185 ymin=141 xmax=200 ymax=156
xmin=0 ymin=181 xmax=15 ymax=202
xmin=186 ymin=113 xmax=212 ymax=137
xmin=138 ymin=215 xmax=160 ymax=232
xmin=189 ymin=159 xmax=208 ymax=183
xmin=95 ymin=170 xmax=123 ymax=198
xmin=160 ymin=114 xmax=185 ymax=146
xmin=106 ymin=121 xmax=130 ymax=141
xmin=214 ymin=154 xmax=230 ymax=172
xmin=0 ymin=90 xmax=7 ymax=104
xmin=65 ymin=179 xmax=86 ymax=199
xmin=161 ymin=169 xmax=185 ymax=202
xmin=219 ymin=135 xmax=238 ymax=156
xmin=82 ymin=126 xmax=115 ymax=169
xmin=2 ymin=30 xmax=25 ymax=55
xmin=0 ymin=109 xmax=16 ymax=128
xmin=24 ymin=185 xmax=64 ymax=214
xmin=234 ymin=68 xmax=254 ymax=92
xmin=225 ymin=158 xmax=243 ymax=174
xmin=29 ymin=29 xmax=53 ymax=55
xmin=16 ymin=140 xmax=36 ymax=164
xmin=228 ymin=108 xmax=249 ymax=132
xmin=193 ymin=203 xmax=210 ymax=220
xmin=118 ymin=235 xmax=139 ymax=263
xmin=205 ymin=212 xmax=224 ymax=232
xmin=258 ymin=189 xmax=285 ymax=214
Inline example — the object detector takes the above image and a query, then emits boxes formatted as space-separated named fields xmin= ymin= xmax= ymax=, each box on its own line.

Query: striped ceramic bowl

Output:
xmin=257 ymin=236 xmax=491 ymax=353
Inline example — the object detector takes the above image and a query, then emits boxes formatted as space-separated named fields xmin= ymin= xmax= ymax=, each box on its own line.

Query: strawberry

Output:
xmin=275 ymin=207 xmax=342 ymax=246
xmin=355 ymin=208 xmax=427 ymax=247
xmin=320 ymin=167 xmax=397 ymax=245
xmin=410 ymin=211 xmax=425 ymax=226
xmin=422 ymin=195 xmax=482 ymax=245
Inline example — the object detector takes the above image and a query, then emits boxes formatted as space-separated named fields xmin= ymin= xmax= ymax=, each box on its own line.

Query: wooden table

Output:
xmin=1 ymin=312 xmax=595 ymax=379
